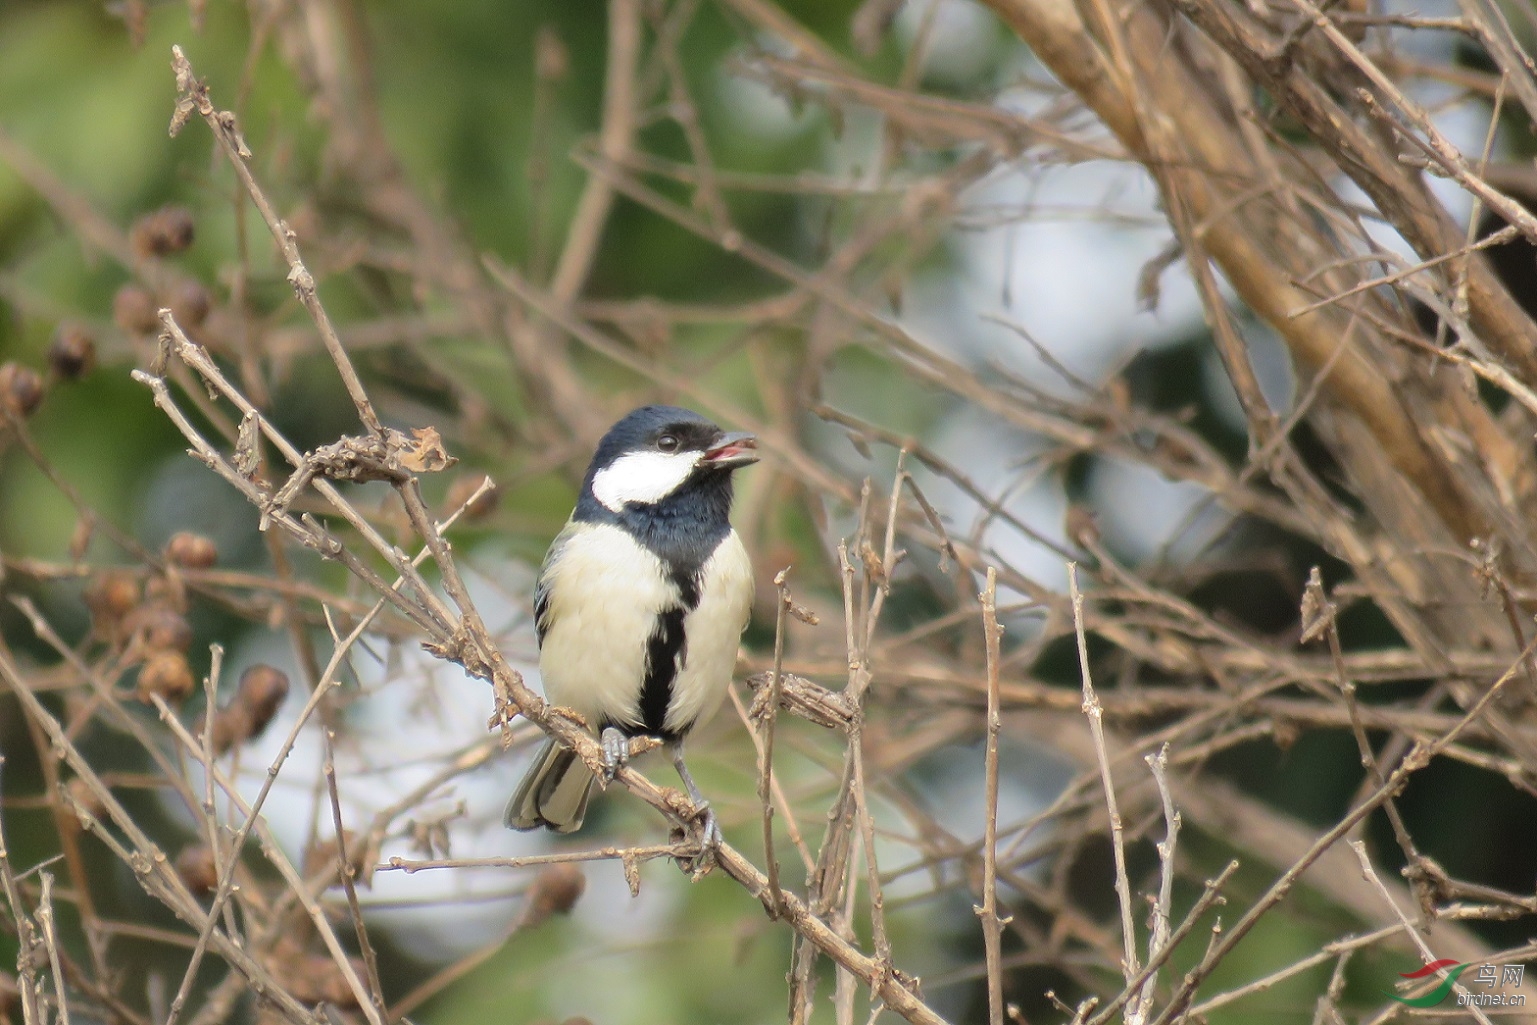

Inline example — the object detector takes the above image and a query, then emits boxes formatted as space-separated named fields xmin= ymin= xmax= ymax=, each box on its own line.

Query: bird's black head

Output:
xmin=576 ymin=405 xmax=757 ymax=525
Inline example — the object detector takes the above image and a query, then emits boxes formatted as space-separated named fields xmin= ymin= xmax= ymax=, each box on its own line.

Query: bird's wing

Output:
xmin=533 ymin=520 xmax=579 ymax=648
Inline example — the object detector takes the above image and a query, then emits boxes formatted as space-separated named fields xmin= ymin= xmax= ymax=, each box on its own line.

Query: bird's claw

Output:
xmin=673 ymin=800 xmax=721 ymax=878
xmin=599 ymin=727 xmax=629 ymax=785
xmin=699 ymin=804 xmax=722 ymax=853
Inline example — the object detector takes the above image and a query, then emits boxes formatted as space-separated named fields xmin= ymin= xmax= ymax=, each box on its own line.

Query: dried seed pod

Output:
xmin=195 ymin=702 xmax=252 ymax=756
xmin=175 ymin=844 xmax=218 ymax=895
xmin=112 ymin=284 xmax=161 ymax=335
xmin=167 ymin=280 xmax=211 ymax=329
xmin=444 ymin=471 xmax=499 ymax=520
xmin=129 ymin=205 xmax=195 ymax=257
xmin=137 ymin=650 xmax=195 ymax=703
xmin=140 ymin=571 xmax=182 ymax=605
xmin=145 ymin=610 xmax=193 ymax=651
xmin=47 ymin=323 xmax=97 ymax=380
xmin=519 ymin=862 xmax=586 ymax=929
xmin=235 ymin=664 xmax=289 ymax=737
xmin=290 ymin=954 xmax=362 ymax=1007
xmin=196 ymin=663 xmax=289 ymax=755
xmin=83 ymin=569 xmax=141 ymax=639
xmin=125 ymin=602 xmax=193 ymax=653
xmin=164 ymin=531 xmax=218 ymax=569
xmin=0 ymin=363 xmax=43 ymax=418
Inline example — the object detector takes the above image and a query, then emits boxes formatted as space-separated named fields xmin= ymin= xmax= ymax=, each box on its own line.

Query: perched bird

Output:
xmin=506 ymin=405 xmax=757 ymax=835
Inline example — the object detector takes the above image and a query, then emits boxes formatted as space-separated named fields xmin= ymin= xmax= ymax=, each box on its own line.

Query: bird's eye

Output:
xmin=657 ymin=434 xmax=679 ymax=452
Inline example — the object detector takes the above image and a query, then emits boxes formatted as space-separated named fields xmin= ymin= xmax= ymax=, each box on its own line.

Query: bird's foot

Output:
xmin=671 ymin=800 xmax=721 ymax=879
xmin=698 ymin=803 xmax=723 ymax=854
xmin=666 ymin=743 xmax=719 ymax=876
xmin=692 ymin=806 xmax=723 ymax=878
xmin=599 ymin=727 xmax=629 ymax=785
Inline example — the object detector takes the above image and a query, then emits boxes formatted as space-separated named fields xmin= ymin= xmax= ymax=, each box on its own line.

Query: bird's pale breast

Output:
xmin=664 ymin=528 xmax=753 ymax=734
xmin=536 ymin=522 xmax=752 ymax=734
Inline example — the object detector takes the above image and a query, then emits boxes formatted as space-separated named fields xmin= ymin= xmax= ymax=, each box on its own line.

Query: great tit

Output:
xmin=505 ymin=405 xmax=757 ymax=834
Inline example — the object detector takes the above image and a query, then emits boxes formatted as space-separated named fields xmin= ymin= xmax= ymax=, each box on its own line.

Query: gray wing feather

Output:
xmin=533 ymin=521 xmax=580 ymax=647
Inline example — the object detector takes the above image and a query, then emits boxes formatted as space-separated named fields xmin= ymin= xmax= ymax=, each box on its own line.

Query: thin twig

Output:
xmin=322 ymin=728 xmax=387 ymax=1023
xmin=0 ymin=758 xmax=44 ymax=1025
xmin=170 ymin=46 xmax=384 ymax=437
xmin=1349 ymin=841 xmax=1496 ymax=1022
xmin=1130 ymin=745 xmax=1178 ymax=1025
xmin=1068 ymin=563 xmax=1141 ymax=986
xmin=35 ymin=874 xmax=67 ymax=1025
xmin=758 ymin=566 xmax=794 ymax=916
xmin=976 ymin=567 xmax=1010 ymax=1025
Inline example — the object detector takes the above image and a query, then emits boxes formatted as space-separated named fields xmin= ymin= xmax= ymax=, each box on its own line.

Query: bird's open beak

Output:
xmin=703 ymin=431 xmax=759 ymax=468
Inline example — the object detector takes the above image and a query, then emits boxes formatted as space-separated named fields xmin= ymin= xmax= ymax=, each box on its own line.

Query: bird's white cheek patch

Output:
xmin=591 ymin=450 xmax=702 ymax=511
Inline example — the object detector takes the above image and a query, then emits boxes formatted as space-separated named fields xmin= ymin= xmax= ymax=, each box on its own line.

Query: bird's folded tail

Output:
xmin=505 ymin=738 xmax=595 ymax=833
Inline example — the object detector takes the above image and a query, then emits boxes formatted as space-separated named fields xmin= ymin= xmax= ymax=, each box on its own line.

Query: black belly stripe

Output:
xmin=639 ymin=606 xmax=687 ymax=735
xmin=636 ymin=565 xmax=703 ymax=738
